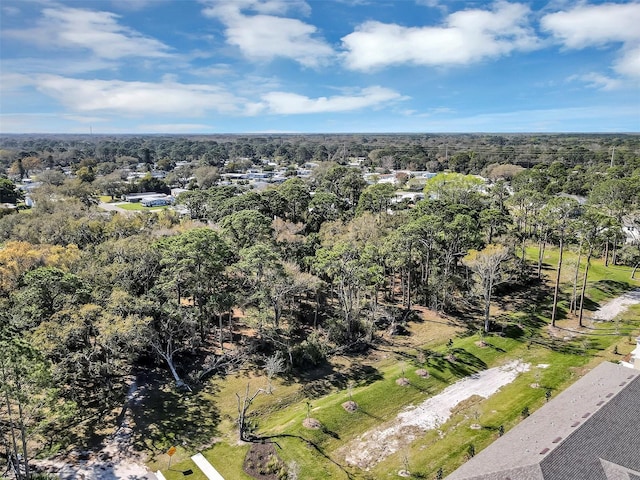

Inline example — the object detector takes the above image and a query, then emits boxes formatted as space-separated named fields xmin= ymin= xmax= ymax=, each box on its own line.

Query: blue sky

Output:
xmin=1 ymin=0 xmax=639 ymax=134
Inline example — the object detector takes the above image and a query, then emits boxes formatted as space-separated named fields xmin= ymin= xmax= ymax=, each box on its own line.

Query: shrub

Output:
xmin=292 ymin=331 xmax=327 ymax=367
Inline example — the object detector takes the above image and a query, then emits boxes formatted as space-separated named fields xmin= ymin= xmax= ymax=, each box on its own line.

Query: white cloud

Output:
xmin=64 ymin=115 xmax=110 ymax=124
xmin=414 ymin=0 xmax=448 ymax=14
xmin=34 ymin=76 xmax=245 ymax=116
xmin=226 ymin=15 xmax=333 ymax=67
xmin=415 ymin=0 xmax=442 ymax=7
xmin=341 ymin=1 xmax=538 ymax=70
xmin=0 ymin=113 xmax=110 ymax=134
xmin=0 ymin=72 xmax=32 ymax=93
xmin=259 ymin=86 xmax=404 ymax=114
xmin=568 ymin=72 xmax=623 ymax=91
xmin=137 ymin=123 xmax=214 ymax=133
xmin=191 ymin=64 xmax=235 ymax=77
xmin=29 ymin=75 xmax=402 ymax=118
xmin=111 ymin=0 xmax=159 ymax=11
xmin=416 ymin=105 xmax=640 ymax=132
xmin=615 ymin=45 xmax=640 ymax=78
xmin=541 ymin=3 xmax=640 ymax=49
xmin=202 ymin=1 xmax=333 ymax=67
xmin=2 ymin=57 xmax=120 ymax=76
xmin=5 ymin=6 xmax=172 ymax=60
xmin=203 ymin=0 xmax=311 ymax=17
xmin=541 ymin=3 xmax=640 ymax=79
xmin=2 ymin=5 xmax=20 ymax=16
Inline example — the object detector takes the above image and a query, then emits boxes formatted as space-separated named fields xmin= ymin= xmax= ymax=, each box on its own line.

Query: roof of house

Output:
xmin=446 ymin=362 xmax=640 ymax=480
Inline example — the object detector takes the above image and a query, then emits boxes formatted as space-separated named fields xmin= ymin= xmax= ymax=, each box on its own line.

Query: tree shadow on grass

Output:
xmin=250 ymin=433 xmax=356 ymax=480
xmin=592 ymin=280 xmax=633 ymax=297
xmin=482 ymin=341 xmax=506 ymax=352
xmin=425 ymin=348 xmax=487 ymax=378
xmin=321 ymin=425 xmax=340 ymax=440
xmin=356 ymin=408 xmax=383 ymax=421
xmin=495 ymin=279 xmax=556 ymax=327
xmin=127 ymin=379 xmax=221 ymax=457
xmin=526 ymin=336 xmax=591 ymax=356
xmin=296 ymin=363 xmax=383 ymax=400
xmin=405 ymin=381 xmax=434 ymax=394
xmin=578 ymin=296 xmax=600 ymax=314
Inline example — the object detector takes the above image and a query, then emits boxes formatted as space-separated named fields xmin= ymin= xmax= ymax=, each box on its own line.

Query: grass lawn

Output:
xmin=153 ymin=245 xmax=640 ymax=480
xmin=117 ymin=202 xmax=170 ymax=211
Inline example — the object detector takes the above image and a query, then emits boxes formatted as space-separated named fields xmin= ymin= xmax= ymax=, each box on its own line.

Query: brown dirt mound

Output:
xmin=342 ymin=400 xmax=358 ymax=413
xmin=415 ymin=369 xmax=429 ymax=378
xmin=396 ymin=377 xmax=410 ymax=386
xmin=303 ymin=417 xmax=322 ymax=429
xmin=243 ymin=442 xmax=287 ymax=480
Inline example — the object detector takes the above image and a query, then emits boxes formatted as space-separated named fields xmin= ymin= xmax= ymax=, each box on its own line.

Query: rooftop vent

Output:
xmin=596 ymin=401 xmax=604 ymax=406
xmin=606 ymin=393 xmax=614 ymax=398
xmin=582 ymin=412 xmax=591 ymax=418
xmin=571 ymin=421 xmax=580 ymax=427
xmin=540 ymin=448 xmax=550 ymax=455
xmin=552 ymin=437 xmax=562 ymax=443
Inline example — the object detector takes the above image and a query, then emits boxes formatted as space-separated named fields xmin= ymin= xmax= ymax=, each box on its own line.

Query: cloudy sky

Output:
xmin=1 ymin=0 xmax=639 ymax=134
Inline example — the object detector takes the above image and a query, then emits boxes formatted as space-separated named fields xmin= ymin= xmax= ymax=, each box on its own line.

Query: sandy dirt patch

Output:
xmin=32 ymin=378 xmax=157 ymax=480
xmin=33 ymin=418 xmax=156 ymax=480
xmin=339 ymin=360 xmax=530 ymax=470
xmin=34 ymin=454 xmax=154 ymax=480
xmin=303 ymin=418 xmax=322 ymax=429
xmin=592 ymin=289 xmax=640 ymax=321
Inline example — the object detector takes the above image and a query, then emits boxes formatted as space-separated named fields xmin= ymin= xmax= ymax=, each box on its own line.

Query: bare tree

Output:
xmin=147 ymin=307 xmax=198 ymax=390
xmin=236 ymin=383 xmax=264 ymax=441
xmin=264 ymin=352 xmax=286 ymax=394
xmin=197 ymin=348 xmax=247 ymax=382
xmin=463 ymin=244 xmax=512 ymax=333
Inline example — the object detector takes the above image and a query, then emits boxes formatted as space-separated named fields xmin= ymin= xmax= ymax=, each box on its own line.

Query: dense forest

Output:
xmin=1 ymin=134 xmax=639 ymax=479
xmin=2 ymin=133 xmax=639 ymax=175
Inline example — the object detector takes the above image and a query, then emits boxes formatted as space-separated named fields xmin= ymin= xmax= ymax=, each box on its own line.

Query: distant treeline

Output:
xmin=2 ymin=133 xmax=639 ymax=176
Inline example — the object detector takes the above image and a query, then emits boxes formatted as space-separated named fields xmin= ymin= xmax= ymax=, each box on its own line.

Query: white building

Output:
xmin=621 ymin=336 xmax=640 ymax=371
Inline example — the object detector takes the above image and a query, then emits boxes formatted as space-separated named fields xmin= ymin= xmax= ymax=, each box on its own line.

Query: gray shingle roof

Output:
xmin=541 ymin=374 xmax=640 ymax=479
xmin=446 ymin=362 xmax=640 ymax=480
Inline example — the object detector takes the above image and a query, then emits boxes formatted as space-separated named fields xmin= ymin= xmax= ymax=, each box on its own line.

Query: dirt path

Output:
xmin=98 ymin=201 xmax=132 ymax=215
xmin=33 ymin=376 xmax=157 ymax=480
xmin=338 ymin=359 xmax=531 ymax=470
xmin=592 ymin=288 xmax=640 ymax=321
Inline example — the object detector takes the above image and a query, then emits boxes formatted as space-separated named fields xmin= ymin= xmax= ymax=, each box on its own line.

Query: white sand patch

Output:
xmin=537 ymin=364 xmax=550 ymax=369
xmin=341 ymin=360 xmax=530 ymax=470
xmin=35 ymin=457 xmax=155 ymax=480
xmin=32 ymin=377 xmax=157 ymax=479
xmin=592 ymin=289 xmax=640 ymax=321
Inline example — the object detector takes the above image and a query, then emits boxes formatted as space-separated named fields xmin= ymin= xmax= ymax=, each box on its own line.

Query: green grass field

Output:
xmin=150 ymin=246 xmax=640 ymax=480
xmin=117 ymin=202 xmax=170 ymax=211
